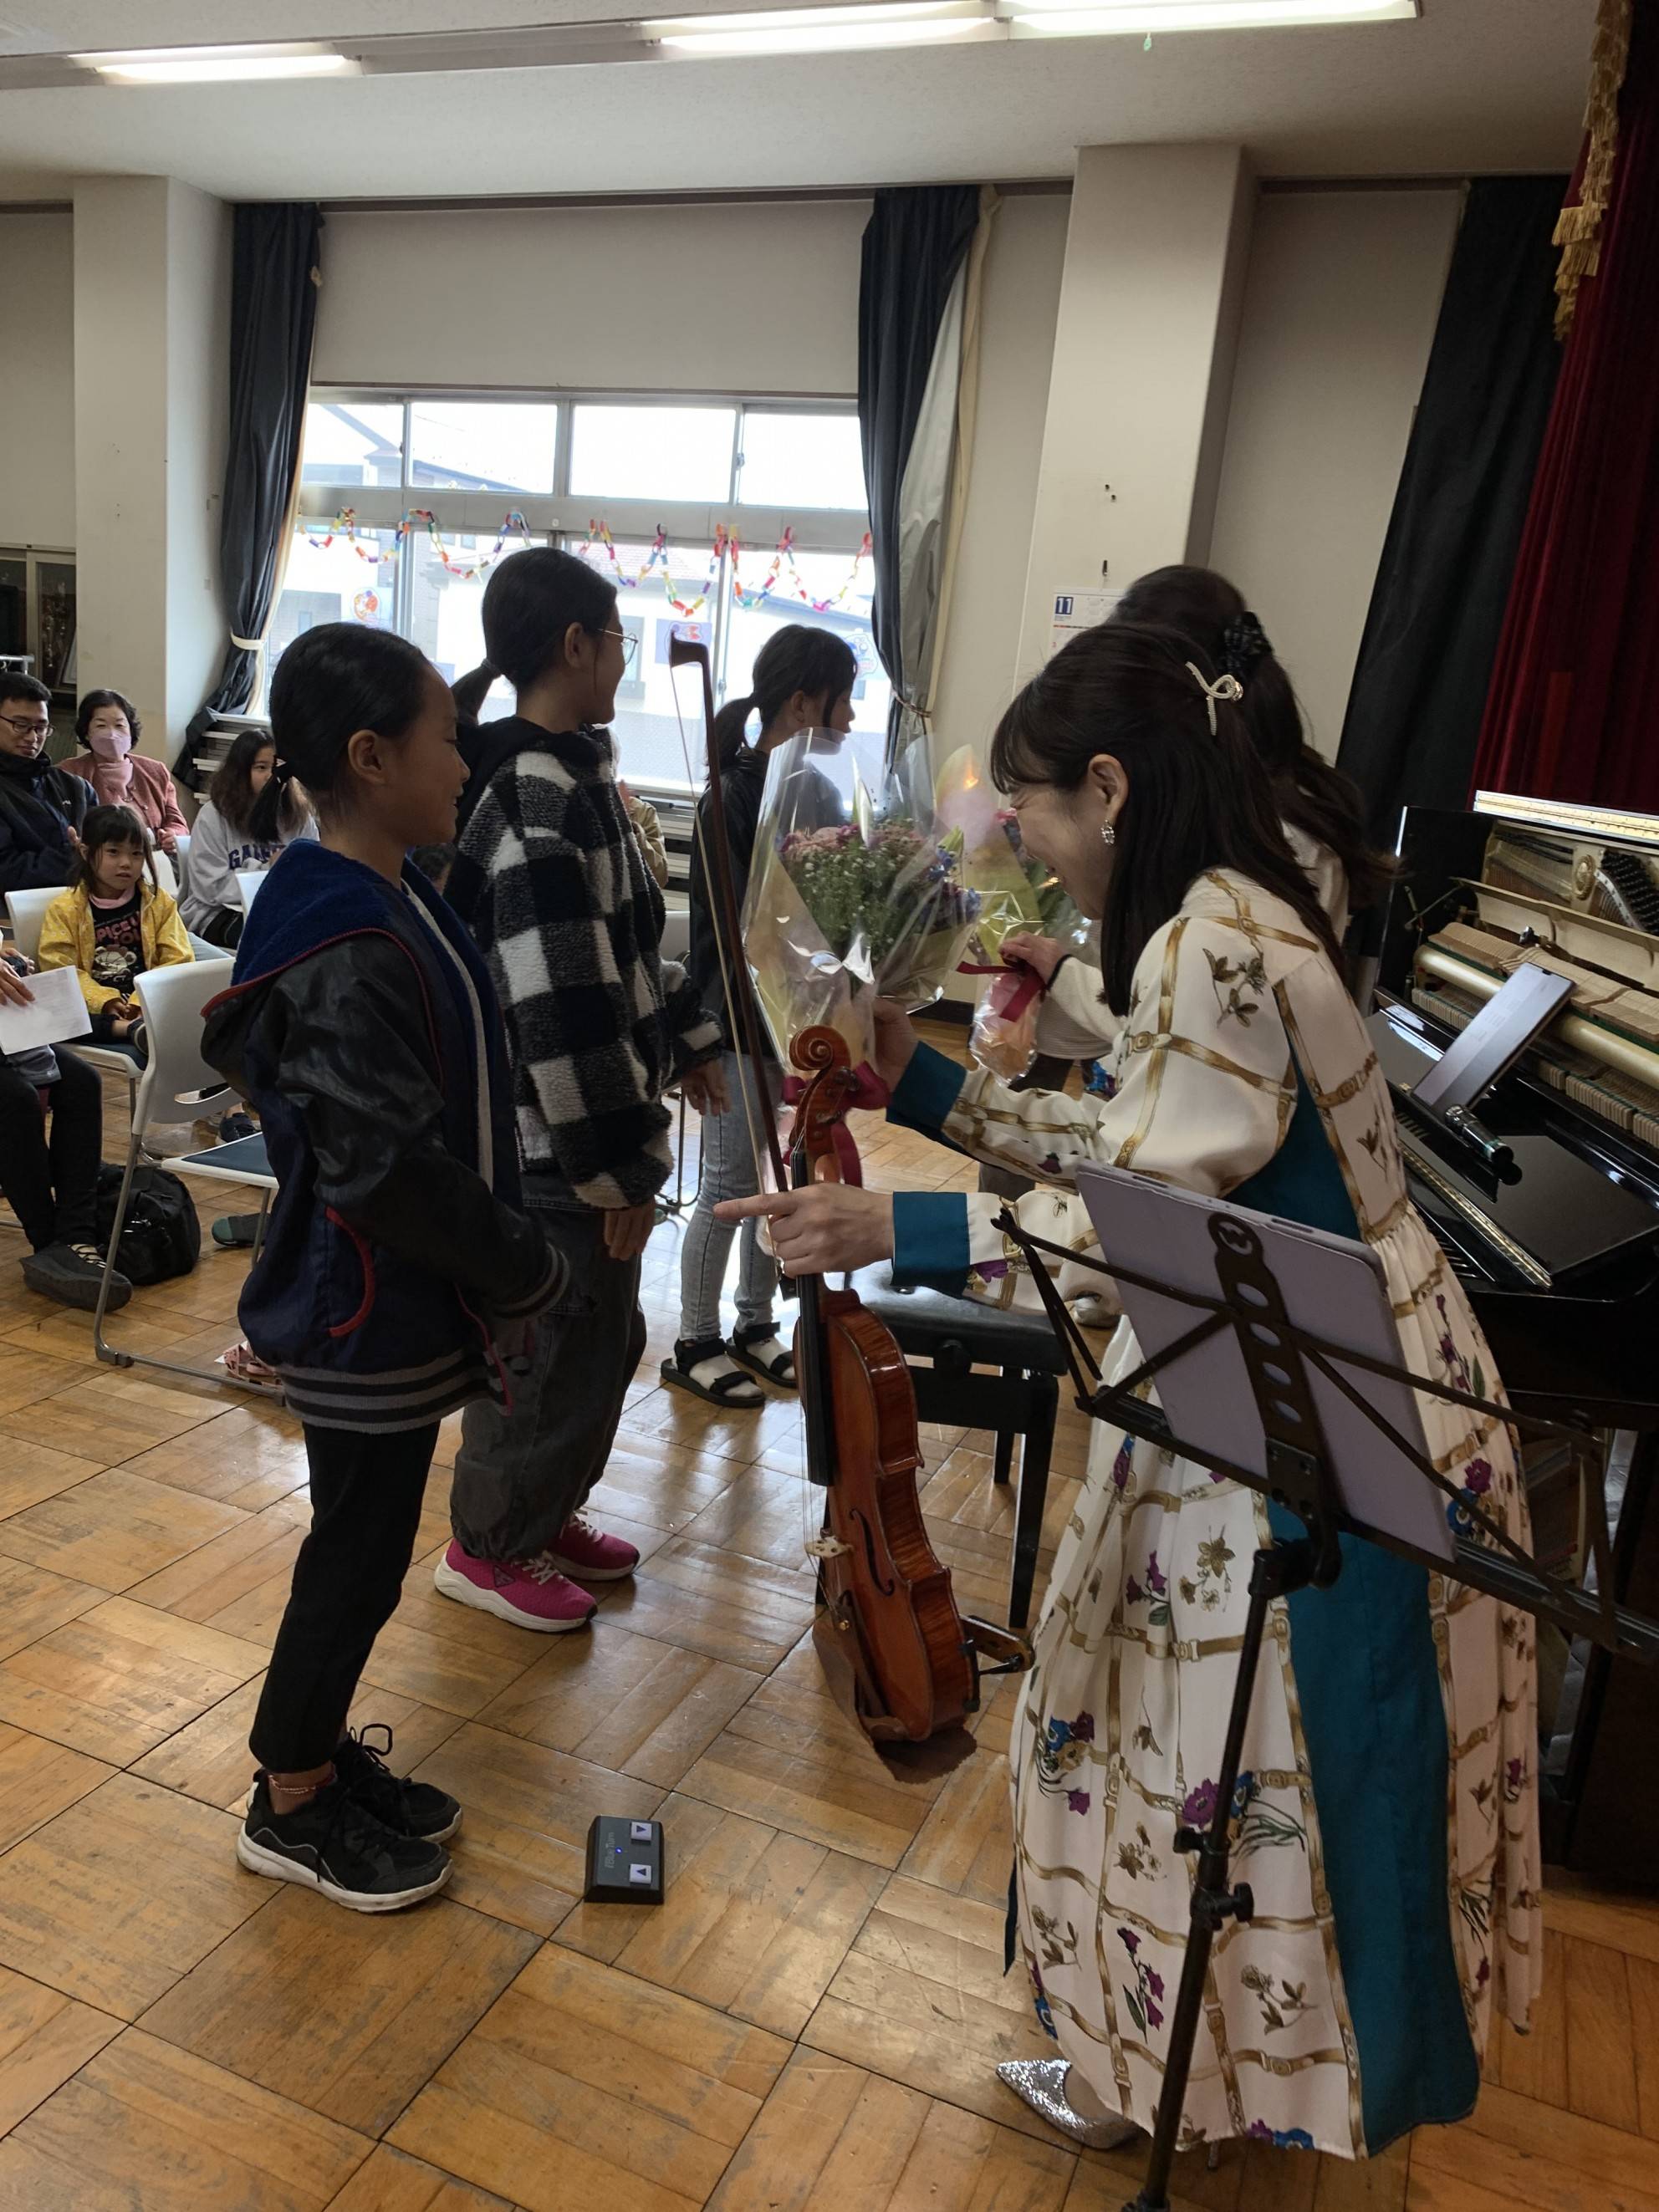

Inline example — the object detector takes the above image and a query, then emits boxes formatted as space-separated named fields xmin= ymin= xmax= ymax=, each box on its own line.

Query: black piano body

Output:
xmin=1375 ymin=792 xmax=1659 ymax=1883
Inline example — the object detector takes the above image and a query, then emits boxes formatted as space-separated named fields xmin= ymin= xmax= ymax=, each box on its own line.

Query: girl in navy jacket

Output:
xmin=202 ymin=623 xmax=560 ymax=1914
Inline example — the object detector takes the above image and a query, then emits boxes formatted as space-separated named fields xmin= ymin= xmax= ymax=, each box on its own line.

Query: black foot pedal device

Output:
xmin=584 ymin=1814 xmax=665 ymax=1905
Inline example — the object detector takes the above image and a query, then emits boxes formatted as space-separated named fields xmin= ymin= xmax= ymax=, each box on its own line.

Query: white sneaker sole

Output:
xmin=432 ymin=1556 xmax=595 ymax=1632
xmin=545 ymin=1552 xmax=637 ymax=1584
xmin=235 ymin=1829 xmax=452 ymax=1913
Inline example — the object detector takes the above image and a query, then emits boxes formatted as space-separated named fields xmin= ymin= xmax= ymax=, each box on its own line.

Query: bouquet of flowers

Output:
xmin=934 ymin=744 xmax=1085 ymax=960
xmin=742 ymin=728 xmax=981 ymax=1068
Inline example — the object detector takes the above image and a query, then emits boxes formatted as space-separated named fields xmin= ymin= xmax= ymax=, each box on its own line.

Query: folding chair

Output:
xmin=94 ymin=961 xmax=278 ymax=1395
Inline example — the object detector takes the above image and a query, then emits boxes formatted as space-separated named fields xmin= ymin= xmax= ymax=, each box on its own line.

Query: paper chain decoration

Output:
xmin=299 ymin=508 xmax=873 ymax=615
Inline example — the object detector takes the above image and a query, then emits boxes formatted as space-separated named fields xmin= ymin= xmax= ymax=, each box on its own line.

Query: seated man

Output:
xmin=0 ymin=956 xmax=131 ymax=1310
xmin=0 ymin=672 xmax=88 ymax=894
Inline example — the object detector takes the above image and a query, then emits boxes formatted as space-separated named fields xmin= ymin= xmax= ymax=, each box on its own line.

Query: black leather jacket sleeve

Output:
xmin=263 ymin=936 xmax=559 ymax=1318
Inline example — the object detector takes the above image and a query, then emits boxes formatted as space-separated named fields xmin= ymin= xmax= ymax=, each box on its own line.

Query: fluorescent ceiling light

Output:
xmin=74 ymin=43 xmax=358 ymax=84
xmin=650 ymin=3 xmax=998 ymax=54
xmin=1008 ymin=0 xmax=1411 ymax=22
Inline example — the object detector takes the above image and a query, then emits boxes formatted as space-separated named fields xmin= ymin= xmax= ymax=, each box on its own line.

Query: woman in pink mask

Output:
xmin=63 ymin=689 xmax=187 ymax=856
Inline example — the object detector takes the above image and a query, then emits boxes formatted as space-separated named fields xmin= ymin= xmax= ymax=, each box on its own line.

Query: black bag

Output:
xmin=94 ymin=1163 xmax=202 ymax=1286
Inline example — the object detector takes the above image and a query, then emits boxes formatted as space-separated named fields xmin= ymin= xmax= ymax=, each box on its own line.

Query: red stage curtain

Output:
xmin=1470 ymin=0 xmax=1659 ymax=811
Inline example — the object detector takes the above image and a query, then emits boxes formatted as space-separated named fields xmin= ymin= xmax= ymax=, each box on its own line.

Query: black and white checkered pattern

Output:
xmin=453 ymin=722 xmax=720 ymax=1209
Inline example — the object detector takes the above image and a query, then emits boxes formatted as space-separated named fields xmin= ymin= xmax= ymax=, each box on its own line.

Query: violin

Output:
xmin=670 ymin=636 xmax=1027 ymax=1746
xmin=784 ymin=1026 xmax=978 ymax=1740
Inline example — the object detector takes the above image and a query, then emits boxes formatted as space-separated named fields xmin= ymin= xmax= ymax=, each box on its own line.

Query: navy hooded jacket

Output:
xmin=201 ymin=838 xmax=558 ymax=1432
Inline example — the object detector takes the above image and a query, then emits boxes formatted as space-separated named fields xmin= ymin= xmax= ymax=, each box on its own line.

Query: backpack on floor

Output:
xmin=94 ymin=1163 xmax=202 ymax=1286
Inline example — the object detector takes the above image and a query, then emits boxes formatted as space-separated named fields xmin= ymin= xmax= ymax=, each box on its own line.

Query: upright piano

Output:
xmin=1372 ymin=792 xmax=1659 ymax=1883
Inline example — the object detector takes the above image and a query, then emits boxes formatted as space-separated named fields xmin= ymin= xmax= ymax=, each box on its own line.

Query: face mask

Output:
xmin=88 ymin=726 xmax=134 ymax=762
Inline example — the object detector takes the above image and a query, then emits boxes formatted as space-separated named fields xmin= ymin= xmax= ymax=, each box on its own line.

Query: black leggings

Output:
xmin=249 ymin=1421 xmax=439 ymax=1772
xmin=0 ymin=1051 xmax=102 ymax=1250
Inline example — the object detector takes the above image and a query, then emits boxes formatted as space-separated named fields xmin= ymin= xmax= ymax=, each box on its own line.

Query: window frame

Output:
xmin=289 ymin=386 xmax=875 ymax=780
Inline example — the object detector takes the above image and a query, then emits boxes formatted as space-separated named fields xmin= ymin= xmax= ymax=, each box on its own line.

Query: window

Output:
xmin=299 ymin=401 xmax=403 ymax=487
xmin=278 ymin=393 xmax=878 ymax=787
xmin=409 ymin=400 xmax=558 ymax=495
xmin=569 ymin=405 xmax=736 ymax=503
xmin=270 ymin=524 xmax=399 ymax=667
xmin=738 ymin=411 xmax=866 ymax=510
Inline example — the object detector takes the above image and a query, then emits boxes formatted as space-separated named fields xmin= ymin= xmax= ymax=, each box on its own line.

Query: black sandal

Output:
xmin=727 ymin=1324 xmax=797 ymax=1392
xmin=661 ymin=1336 xmax=765 ymax=1408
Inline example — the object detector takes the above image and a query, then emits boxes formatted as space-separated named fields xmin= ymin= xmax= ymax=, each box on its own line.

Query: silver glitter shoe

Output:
xmin=997 ymin=2057 xmax=1142 ymax=2148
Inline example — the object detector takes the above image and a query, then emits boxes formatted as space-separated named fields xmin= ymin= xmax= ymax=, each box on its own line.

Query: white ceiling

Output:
xmin=0 ymin=0 xmax=1590 ymax=201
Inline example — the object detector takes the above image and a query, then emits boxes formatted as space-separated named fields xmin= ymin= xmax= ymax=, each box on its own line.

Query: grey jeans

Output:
xmin=450 ymin=1183 xmax=647 ymax=1564
xmin=677 ymin=1050 xmax=783 ymax=1346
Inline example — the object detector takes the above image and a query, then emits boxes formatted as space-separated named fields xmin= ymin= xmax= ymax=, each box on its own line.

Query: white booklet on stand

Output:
xmin=0 ymin=966 xmax=91 ymax=1055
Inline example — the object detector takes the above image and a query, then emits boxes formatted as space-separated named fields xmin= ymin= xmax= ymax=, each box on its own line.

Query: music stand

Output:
xmin=991 ymin=1177 xmax=1659 ymax=2212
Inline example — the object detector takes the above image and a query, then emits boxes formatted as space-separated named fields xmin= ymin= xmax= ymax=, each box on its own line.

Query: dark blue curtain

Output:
xmin=181 ymin=202 xmax=322 ymax=783
xmin=856 ymin=185 xmax=980 ymax=720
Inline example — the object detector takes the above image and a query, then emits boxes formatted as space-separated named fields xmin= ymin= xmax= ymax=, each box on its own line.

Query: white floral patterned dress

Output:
xmin=885 ymin=869 xmax=1540 ymax=2159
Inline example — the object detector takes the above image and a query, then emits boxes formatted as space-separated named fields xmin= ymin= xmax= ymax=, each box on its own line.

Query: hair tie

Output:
xmin=270 ymin=757 xmax=295 ymax=787
xmin=1186 ymin=662 xmax=1243 ymax=736
xmin=1221 ymin=610 xmax=1272 ymax=681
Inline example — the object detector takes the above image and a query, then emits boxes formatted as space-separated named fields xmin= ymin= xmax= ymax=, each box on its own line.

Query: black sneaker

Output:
xmin=212 ymin=1212 xmax=264 ymax=1249
xmin=21 ymin=1240 xmax=132 ymax=1312
xmin=237 ymin=1774 xmax=451 ymax=1912
xmin=333 ymin=1724 xmax=462 ymax=1842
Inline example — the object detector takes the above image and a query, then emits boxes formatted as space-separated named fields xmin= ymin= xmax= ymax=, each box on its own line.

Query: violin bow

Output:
xmin=666 ymin=635 xmax=788 ymax=1195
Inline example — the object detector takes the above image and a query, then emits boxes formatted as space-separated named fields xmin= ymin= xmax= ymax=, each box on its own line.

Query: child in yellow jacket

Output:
xmin=38 ymin=803 xmax=192 ymax=1061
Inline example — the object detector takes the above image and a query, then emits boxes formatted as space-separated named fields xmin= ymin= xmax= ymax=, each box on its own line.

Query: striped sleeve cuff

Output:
xmin=888 ymin=1041 xmax=967 ymax=1139
xmin=891 ymin=1191 xmax=972 ymax=1297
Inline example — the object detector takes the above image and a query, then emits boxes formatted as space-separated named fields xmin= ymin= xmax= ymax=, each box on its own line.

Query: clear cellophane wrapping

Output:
xmin=933 ymin=744 xmax=1090 ymax=1079
xmin=741 ymin=728 xmax=983 ymax=1068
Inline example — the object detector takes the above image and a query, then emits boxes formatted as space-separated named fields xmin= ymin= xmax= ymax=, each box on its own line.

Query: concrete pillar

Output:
xmin=73 ymin=176 xmax=231 ymax=760
xmin=1017 ymin=144 xmax=1254 ymax=679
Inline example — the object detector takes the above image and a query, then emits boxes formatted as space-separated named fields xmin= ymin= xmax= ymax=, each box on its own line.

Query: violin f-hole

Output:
xmin=850 ymin=1505 xmax=896 ymax=1597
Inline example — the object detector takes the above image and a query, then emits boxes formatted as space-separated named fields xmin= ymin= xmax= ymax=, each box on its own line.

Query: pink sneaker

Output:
xmin=549 ymin=1513 xmax=640 ymax=1583
xmin=432 ymin=1541 xmax=596 ymax=1632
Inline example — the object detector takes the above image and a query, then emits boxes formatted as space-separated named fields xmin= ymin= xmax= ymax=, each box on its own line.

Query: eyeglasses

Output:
xmin=0 ymin=714 xmax=50 ymax=739
xmin=603 ymin=628 xmax=639 ymax=669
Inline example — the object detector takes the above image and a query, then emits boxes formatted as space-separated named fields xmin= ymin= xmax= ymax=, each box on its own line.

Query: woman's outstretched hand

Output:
xmin=870 ymin=999 xmax=919 ymax=1094
xmin=715 ymin=1184 xmax=895 ymax=1277
xmin=999 ymin=931 xmax=1064 ymax=986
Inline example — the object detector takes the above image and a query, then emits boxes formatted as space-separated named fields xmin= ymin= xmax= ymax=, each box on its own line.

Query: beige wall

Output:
xmin=1208 ymin=186 xmax=1460 ymax=759
xmin=313 ymin=199 xmax=870 ymax=395
xmin=1018 ymin=144 xmax=1253 ymax=679
xmin=0 ymin=211 xmax=75 ymax=548
xmin=74 ymin=177 xmax=231 ymax=752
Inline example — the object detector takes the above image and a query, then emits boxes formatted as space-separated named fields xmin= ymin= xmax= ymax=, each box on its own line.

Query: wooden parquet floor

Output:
xmin=0 ymin=1044 xmax=1653 ymax=2210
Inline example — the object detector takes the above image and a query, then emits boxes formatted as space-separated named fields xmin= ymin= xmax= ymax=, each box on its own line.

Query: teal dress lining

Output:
xmin=1233 ymin=1067 xmax=1478 ymax=2153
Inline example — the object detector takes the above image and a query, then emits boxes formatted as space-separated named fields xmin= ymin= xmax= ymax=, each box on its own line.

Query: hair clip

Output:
xmin=1221 ymin=610 xmax=1273 ymax=680
xmin=1186 ymin=663 xmax=1244 ymax=736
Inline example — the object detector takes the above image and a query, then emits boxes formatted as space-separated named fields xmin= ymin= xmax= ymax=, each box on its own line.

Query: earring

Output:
xmin=1100 ymin=821 xmax=1116 ymax=849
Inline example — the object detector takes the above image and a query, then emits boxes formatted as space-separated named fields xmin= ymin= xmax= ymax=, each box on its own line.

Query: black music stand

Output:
xmin=991 ymin=1198 xmax=1659 ymax=2212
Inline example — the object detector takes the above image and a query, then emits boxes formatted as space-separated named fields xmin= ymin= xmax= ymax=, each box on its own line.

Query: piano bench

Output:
xmin=850 ymin=1269 xmax=1064 ymax=1632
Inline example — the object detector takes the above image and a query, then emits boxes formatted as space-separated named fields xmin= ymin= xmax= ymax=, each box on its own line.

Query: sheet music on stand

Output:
xmin=989 ymin=1170 xmax=1659 ymax=2212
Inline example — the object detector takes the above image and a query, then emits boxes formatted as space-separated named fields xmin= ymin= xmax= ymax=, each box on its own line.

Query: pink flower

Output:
xmin=1119 ymin=1929 xmax=1140 ymax=1956
xmin=1066 ymin=1789 xmax=1091 ymax=1815
xmin=1146 ymin=1969 xmax=1165 ymax=2001
xmin=1126 ymin=1577 xmax=1145 ymax=1607
xmin=1463 ymin=1458 xmax=1493 ymax=1497
xmin=1146 ymin=2000 xmax=1164 ymax=2030
xmin=1146 ymin=1552 xmax=1166 ymax=1597
xmin=1110 ymin=1438 xmax=1134 ymax=1491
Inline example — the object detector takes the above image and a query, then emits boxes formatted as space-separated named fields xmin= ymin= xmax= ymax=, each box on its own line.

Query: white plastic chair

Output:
xmin=150 ymin=847 xmax=178 ymax=899
xmin=94 ymin=961 xmax=278 ymax=1395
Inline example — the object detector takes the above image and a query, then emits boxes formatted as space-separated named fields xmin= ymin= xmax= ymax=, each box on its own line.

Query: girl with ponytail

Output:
xmin=666 ymin=621 xmax=858 ymax=1407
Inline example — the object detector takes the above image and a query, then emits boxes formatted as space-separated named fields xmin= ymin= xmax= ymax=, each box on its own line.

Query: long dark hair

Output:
xmin=482 ymin=548 xmax=615 ymax=695
xmin=71 ymin=803 xmax=157 ymax=895
xmin=253 ymin=624 xmax=433 ymax=841
xmin=1112 ymin=565 xmax=1391 ymax=917
xmin=711 ymin=624 xmax=859 ymax=771
xmin=990 ymin=622 xmax=1342 ymax=1017
xmin=75 ymin=687 xmax=140 ymax=747
xmin=210 ymin=727 xmax=298 ymax=839
xmin=451 ymin=660 xmax=498 ymax=722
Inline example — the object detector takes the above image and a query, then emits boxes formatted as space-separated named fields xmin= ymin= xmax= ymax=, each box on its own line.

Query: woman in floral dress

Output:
xmin=721 ymin=622 xmax=1540 ymax=2163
